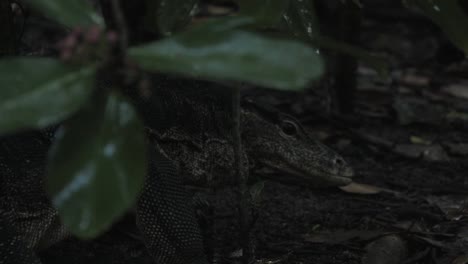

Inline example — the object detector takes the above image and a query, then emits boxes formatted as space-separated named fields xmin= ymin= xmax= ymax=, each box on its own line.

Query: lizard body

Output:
xmin=138 ymin=76 xmax=353 ymax=188
xmin=0 ymin=79 xmax=353 ymax=264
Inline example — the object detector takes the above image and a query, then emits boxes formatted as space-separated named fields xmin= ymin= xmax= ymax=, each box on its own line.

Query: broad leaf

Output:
xmin=315 ymin=36 xmax=389 ymax=77
xmin=283 ymin=0 xmax=320 ymax=40
xmin=155 ymin=0 xmax=198 ymax=35
xmin=129 ymin=17 xmax=324 ymax=90
xmin=0 ymin=58 xmax=96 ymax=135
xmin=236 ymin=0 xmax=290 ymax=27
xmin=404 ymin=0 xmax=468 ymax=54
xmin=46 ymin=92 xmax=146 ymax=238
xmin=282 ymin=1 xmax=388 ymax=76
xmin=27 ymin=0 xmax=104 ymax=27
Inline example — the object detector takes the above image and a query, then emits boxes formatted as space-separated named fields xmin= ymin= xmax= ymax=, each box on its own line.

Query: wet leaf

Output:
xmin=129 ymin=17 xmax=324 ymax=90
xmin=283 ymin=0 xmax=320 ymax=41
xmin=27 ymin=0 xmax=104 ymax=27
xmin=144 ymin=0 xmax=198 ymax=35
xmin=314 ymin=36 xmax=389 ymax=77
xmin=283 ymin=0 xmax=388 ymax=76
xmin=0 ymin=58 xmax=96 ymax=135
xmin=236 ymin=0 xmax=290 ymax=27
xmin=404 ymin=0 xmax=468 ymax=54
xmin=46 ymin=92 xmax=146 ymax=238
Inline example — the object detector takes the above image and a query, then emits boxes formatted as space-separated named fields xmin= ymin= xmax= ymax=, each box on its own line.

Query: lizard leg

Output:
xmin=136 ymin=145 xmax=208 ymax=264
xmin=192 ymin=193 xmax=220 ymax=264
xmin=0 ymin=212 xmax=42 ymax=264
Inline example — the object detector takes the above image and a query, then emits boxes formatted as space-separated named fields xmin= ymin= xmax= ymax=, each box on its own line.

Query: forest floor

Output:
xmin=34 ymin=4 xmax=468 ymax=264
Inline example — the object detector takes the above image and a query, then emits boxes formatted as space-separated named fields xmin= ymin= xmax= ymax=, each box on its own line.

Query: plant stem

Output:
xmin=0 ymin=0 xmax=15 ymax=57
xmin=232 ymin=87 xmax=251 ymax=264
xmin=332 ymin=1 xmax=361 ymax=114
xmin=97 ymin=0 xmax=128 ymax=88
xmin=109 ymin=0 xmax=128 ymax=53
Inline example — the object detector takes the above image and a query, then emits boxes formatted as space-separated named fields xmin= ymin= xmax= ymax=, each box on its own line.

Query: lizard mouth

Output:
xmin=257 ymin=164 xmax=354 ymax=187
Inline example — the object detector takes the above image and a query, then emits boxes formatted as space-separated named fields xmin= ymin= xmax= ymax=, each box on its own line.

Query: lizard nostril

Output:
xmin=334 ymin=158 xmax=343 ymax=166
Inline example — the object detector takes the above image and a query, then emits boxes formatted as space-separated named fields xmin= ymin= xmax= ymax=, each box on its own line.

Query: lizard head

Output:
xmin=241 ymin=102 xmax=354 ymax=187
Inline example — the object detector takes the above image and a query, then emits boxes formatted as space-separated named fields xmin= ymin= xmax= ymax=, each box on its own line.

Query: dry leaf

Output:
xmin=340 ymin=182 xmax=382 ymax=194
xmin=452 ymin=255 xmax=468 ymax=264
xmin=362 ymin=235 xmax=407 ymax=264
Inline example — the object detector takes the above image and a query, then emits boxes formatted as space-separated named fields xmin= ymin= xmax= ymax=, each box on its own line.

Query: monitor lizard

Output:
xmin=0 ymin=79 xmax=353 ymax=264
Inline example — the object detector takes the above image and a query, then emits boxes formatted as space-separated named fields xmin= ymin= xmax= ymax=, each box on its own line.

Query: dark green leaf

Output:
xmin=281 ymin=1 xmax=387 ymax=76
xmin=46 ymin=92 xmax=146 ymax=238
xmin=27 ymin=0 xmax=104 ymax=27
xmin=315 ymin=36 xmax=389 ymax=77
xmin=155 ymin=0 xmax=198 ymax=35
xmin=142 ymin=1 xmax=162 ymax=34
xmin=0 ymin=58 xmax=96 ymax=135
xmin=283 ymin=0 xmax=320 ymax=41
xmin=236 ymin=0 xmax=290 ymax=27
xmin=129 ymin=17 xmax=324 ymax=90
xmin=404 ymin=0 xmax=468 ymax=54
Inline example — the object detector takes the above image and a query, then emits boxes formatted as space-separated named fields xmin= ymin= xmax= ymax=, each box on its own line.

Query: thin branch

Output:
xmin=110 ymin=0 xmax=128 ymax=53
xmin=232 ymin=87 xmax=251 ymax=264
xmin=0 ymin=0 xmax=15 ymax=56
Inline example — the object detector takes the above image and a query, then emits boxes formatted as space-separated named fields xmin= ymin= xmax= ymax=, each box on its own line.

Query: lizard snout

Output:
xmin=333 ymin=156 xmax=354 ymax=178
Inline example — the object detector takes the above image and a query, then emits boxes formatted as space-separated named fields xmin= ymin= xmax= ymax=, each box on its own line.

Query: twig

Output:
xmin=232 ymin=86 xmax=251 ymax=264
xmin=109 ymin=0 xmax=128 ymax=53
xmin=97 ymin=0 xmax=128 ymax=88
xmin=0 ymin=0 xmax=15 ymax=56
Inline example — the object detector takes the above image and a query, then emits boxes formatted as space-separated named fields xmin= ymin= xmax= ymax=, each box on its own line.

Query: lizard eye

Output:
xmin=280 ymin=120 xmax=298 ymax=136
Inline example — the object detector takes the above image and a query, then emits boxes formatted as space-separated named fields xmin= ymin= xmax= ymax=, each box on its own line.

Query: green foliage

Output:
xmin=151 ymin=0 xmax=198 ymax=35
xmin=6 ymin=0 xmax=467 ymax=240
xmin=46 ymin=92 xmax=146 ymax=238
xmin=283 ymin=0 xmax=320 ymax=40
xmin=26 ymin=0 xmax=104 ymax=28
xmin=404 ymin=0 xmax=468 ymax=55
xmin=236 ymin=0 xmax=290 ymax=27
xmin=0 ymin=0 xmax=326 ymax=238
xmin=283 ymin=0 xmax=389 ymax=76
xmin=129 ymin=17 xmax=324 ymax=90
xmin=0 ymin=58 xmax=96 ymax=134
xmin=315 ymin=36 xmax=389 ymax=77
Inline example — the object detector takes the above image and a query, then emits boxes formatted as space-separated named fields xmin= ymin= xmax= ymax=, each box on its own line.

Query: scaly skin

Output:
xmin=0 ymin=132 xmax=68 ymax=264
xmin=0 ymin=85 xmax=353 ymax=264
xmin=241 ymin=101 xmax=354 ymax=187
xmin=142 ymin=101 xmax=354 ymax=264
xmin=148 ymin=101 xmax=354 ymax=188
